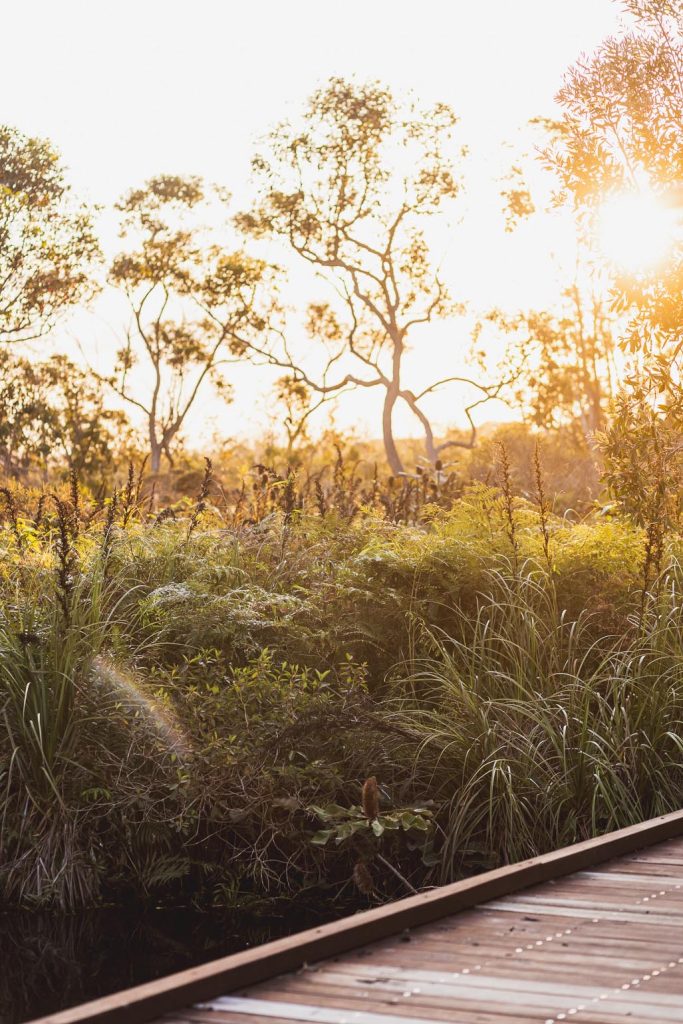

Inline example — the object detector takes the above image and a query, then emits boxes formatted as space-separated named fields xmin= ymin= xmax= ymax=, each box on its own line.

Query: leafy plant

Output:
xmin=309 ymin=776 xmax=434 ymax=896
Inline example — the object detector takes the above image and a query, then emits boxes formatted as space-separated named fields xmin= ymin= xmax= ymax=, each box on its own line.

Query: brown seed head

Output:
xmin=361 ymin=776 xmax=380 ymax=820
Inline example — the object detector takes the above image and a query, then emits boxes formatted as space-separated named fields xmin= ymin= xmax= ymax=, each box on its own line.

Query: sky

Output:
xmin=0 ymin=0 xmax=624 ymax=447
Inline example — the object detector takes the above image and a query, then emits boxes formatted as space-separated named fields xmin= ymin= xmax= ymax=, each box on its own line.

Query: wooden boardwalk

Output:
xmin=33 ymin=810 xmax=683 ymax=1024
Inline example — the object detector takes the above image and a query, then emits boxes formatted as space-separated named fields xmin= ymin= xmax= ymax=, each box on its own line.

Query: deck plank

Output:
xmin=205 ymin=834 xmax=683 ymax=1024
xmin=27 ymin=812 xmax=683 ymax=1024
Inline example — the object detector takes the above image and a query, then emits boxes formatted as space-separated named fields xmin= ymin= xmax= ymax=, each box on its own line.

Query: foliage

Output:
xmin=554 ymin=1 xmax=683 ymax=206
xmin=553 ymin=1 xmax=683 ymax=518
xmin=465 ymin=422 xmax=601 ymax=513
xmin=0 ymin=350 xmax=130 ymax=482
xmin=0 ymin=461 xmax=681 ymax=912
xmin=3 ymin=16 xmax=683 ymax=920
xmin=237 ymin=78 xmax=518 ymax=474
xmin=390 ymin=575 xmax=683 ymax=878
xmin=0 ymin=126 xmax=100 ymax=344
xmin=108 ymin=175 xmax=275 ymax=473
xmin=491 ymin=280 xmax=617 ymax=434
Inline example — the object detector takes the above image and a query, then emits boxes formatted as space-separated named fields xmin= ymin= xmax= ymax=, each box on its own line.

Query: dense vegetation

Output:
xmin=2 ymin=455 xmax=682 ymax=912
xmin=2 ymin=0 xmax=683 ymax=936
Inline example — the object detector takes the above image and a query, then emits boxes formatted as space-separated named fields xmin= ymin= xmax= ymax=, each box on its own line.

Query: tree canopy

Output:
xmin=553 ymin=0 xmax=683 ymax=515
xmin=237 ymin=78 xmax=512 ymax=475
xmin=0 ymin=126 xmax=99 ymax=344
xmin=0 ymin=350 xmax=128 ymax=481
xmin=109 ymin=175 xmax=273 ymax=473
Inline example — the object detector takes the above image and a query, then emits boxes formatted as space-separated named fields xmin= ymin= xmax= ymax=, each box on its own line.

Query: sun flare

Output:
xmin=597 ymin=189 xmax=677 ymax=274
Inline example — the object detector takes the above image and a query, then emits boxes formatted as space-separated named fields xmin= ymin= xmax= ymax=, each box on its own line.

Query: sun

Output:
xmin=597 ymin=189 xmax=677 ymax=274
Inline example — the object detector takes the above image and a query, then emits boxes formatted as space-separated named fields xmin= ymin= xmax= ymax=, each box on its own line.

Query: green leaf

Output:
xmin=377 ymin=815 xmax=400 ymax=830
xmin=311 ymin=829 xmax=334 ymax=845
xmin=334 ymin=819 xmax=369 ymax=842
xmin=399 ymin=811 xmax=430 ymax=831
xmin=308 ymin=802 xmax=355 ymax=821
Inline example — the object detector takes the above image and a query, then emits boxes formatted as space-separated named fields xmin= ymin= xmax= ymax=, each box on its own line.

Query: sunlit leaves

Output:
xmin=109 ymin=176 xmax=275 ymax=469
xmin=552 ymin=1 xmax=683 ymax=521
xmin=0 ymin=350 xmax=128 ymax=478
xmin=0 ymin=126 xmax=100 ymax=343
xmin=237 ymin=78 xmax=474 ymax=474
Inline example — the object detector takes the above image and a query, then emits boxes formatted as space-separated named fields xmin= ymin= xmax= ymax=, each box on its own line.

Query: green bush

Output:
xmin=0 ymin=480 xmax=681 ymax=910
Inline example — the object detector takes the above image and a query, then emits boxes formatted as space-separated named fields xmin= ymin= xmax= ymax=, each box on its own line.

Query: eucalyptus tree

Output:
xmin=552 ymin=1 xmax=683 ymax=371
xmin=552 ymin=0 xmax=683 ymax=525
xmin=109 ymin=175 xmax=273 ymax=473
xmin=0 ymin=126 xmax=99 ymax=344
xmin=235 ymin=78 xmax=510 ymax=475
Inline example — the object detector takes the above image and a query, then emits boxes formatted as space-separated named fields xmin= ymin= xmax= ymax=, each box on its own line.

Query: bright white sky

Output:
xmin=1 ymin=0 xmax=623 ymax=448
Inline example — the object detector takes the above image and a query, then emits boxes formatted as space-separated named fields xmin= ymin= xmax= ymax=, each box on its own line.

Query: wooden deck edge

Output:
xmin=29 ymin=807 xmax=683 ymax=1024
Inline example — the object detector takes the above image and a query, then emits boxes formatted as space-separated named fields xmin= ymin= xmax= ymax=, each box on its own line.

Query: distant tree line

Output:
xmin=0 ymin=0 xmax=680 ymax=511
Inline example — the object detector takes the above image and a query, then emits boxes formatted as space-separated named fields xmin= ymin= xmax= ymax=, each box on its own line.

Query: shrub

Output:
xmin=0 ymin=472 xmax=681 ymax=910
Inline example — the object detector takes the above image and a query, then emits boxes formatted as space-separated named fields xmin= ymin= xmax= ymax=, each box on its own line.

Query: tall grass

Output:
xmin=0 ymin=462 xmax=682 ymax=909
xmin=388 ymin=563 xmax=683 ymax=880
xmin=0 ymin=482 xmax=180 ymax=907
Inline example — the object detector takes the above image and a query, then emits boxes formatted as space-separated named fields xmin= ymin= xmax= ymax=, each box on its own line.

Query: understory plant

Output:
xmin=0 ymin=469 xmax=681 ymax=910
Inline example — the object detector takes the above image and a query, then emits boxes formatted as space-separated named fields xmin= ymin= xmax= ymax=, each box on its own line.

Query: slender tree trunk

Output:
xmin=382 ymin=386 xmax=404 ymax=476
xmin=397 ymin=383 xmax=440 ymax=466
xmin=421 ymin=418 xmax=439 ymax=466
xmin=589 ymin=377 xmax=603 ymax=433
xmin=150 ymin=442 xmax=162 ymax=475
